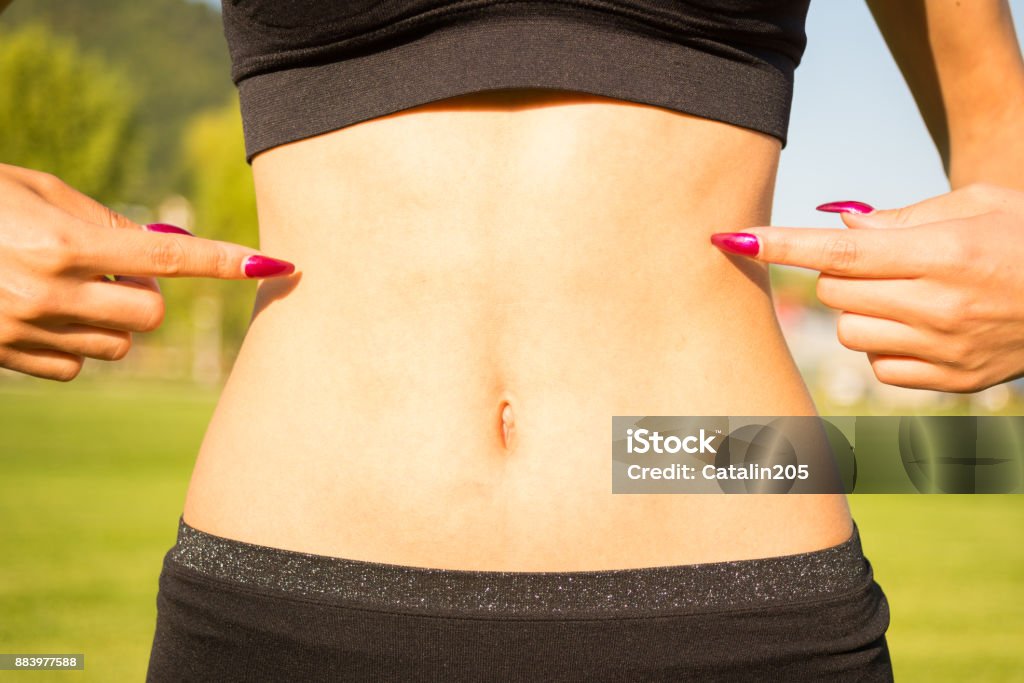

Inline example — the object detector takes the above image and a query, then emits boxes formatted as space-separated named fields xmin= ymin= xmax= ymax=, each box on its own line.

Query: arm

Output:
xmin=866 ymin=0 xmax=1024 ymax=190
xmin=0 ymin=164 xmax=295 ymax=381
xmin=709 ymin=3 xmax=1024 ymax=394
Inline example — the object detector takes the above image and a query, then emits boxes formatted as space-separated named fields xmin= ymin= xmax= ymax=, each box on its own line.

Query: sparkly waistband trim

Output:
xmin=164 ymin=515 xmax=872 ymax=618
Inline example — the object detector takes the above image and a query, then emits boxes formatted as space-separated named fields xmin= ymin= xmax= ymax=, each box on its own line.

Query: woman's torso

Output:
xmin=182 ymin=89 xmax=852 ymax=571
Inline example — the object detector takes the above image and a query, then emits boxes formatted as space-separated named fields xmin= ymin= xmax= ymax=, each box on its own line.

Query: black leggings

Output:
xmin=146 ymin=516 xmax=893 ymax=682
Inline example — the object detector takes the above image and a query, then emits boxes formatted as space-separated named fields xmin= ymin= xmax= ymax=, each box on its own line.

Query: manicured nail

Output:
xmin=145 ymin=222 xmax=195 ymax=236
xmin=710 ymin=232 xmax=760 ymax=257
xmin=816 ymin=201 xmax=875 ymax=215
xmin=243 ymin=255 xmax=295 ymax=278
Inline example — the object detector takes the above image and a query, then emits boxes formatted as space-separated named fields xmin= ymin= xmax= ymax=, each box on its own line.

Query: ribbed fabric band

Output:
xmin=165 ymin=515 xmax=871 ymax=619
xmin=236 ymin=9 xmax=796 ymax=164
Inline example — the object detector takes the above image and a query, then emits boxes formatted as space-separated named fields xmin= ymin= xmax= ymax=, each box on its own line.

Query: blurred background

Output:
xmin=0 ymin=1 xmax=1021 ymax=681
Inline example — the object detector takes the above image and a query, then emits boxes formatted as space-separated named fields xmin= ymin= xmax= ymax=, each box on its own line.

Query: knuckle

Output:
xmin=196 ymin=243 xmax=234 ymax=279
xmin=815 ymin=274 xmax=836 ymax=306
xmin=931 ymin=312 xmax=957 ymax=335
xmin=964 ymin=182 xmax=996 ymax=200
xmin=922 ymin=298 xmax=959 ymax=333
xmin=109 ymin=333 xmax=133 ymax=361
xmin=148 ymin=239 xmax=187 ymax=276
xmin=14 ymin=285 xmax=53 ymax=321
xmin=958 ymin=354 xmax=985 ymax=375
xmin=12 ymin=298 xmax=40 ymax=322
xmin=940 ymin=338 xmax=974 ymax=367
xmin=956 ymin=291 xmax=984 ymax=326
xmin=25 ymin=229 xmax=77 ymax=274
xmin=213 ymin=245 xmax=234 ymax=278
xmin=99 ymin=203 xmax=132 ymax=230
xmin=961 ymin=183 xmax=983 ymax=200
xmin=138 ymin=295 xmax=166 ymax=332
xmin=921 ymin=239 xmax=951 ymax=276
xmin=32 ymin=170 xmax=66 ymax=195
xmin=948 ymin=228 xmax=978 ymax=265
xmin=891 ymin=205 xmax=916 ymax=227
xmin=835 ymin=313 xmax=856 ymax=348
xmin=0 ymin=320 xmax=28 ymax=347
xmin=0 ymin=328 xmax=11 ymax=350
xmin=869 ymin=358 xmax=898 ymax=385
xmin=822 ymin=237 xmax=858 ymax=274
xmin=53 ymin=357 xmax=84 ymax=382
xmin=942 ymin=222 xmax=972 ymax=252
xmin=950 ymin=333 xmax=989 ymax=372
xmin=941 ymin=289 xmax=970 ymax=322
xmin=48 ymin=231 xmax=77 ymax=273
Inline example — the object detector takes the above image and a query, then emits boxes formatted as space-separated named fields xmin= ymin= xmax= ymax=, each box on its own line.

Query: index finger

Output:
xmin=714 ymin=225 xmax=932 ymax=278
xmin=69 ymin=218 xmax=295 ymax=279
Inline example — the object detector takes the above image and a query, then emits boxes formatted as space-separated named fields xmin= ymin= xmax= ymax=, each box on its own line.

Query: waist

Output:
xmin=242 ymin=91 xmax=803 ymax=415
xmin=189 ymin=253 xmax=831 ymax=570
xmin=240 ymin=270 xmax=814 ymax=426
xmin=182 ymin=94 xmax=849 ymax=570
xmin=235 ymin=195 xmax=816 ymax=447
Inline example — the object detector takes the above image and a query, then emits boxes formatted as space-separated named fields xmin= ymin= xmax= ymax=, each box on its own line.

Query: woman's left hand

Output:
xmin=709 ymin=183 xmax=1024 ymax=393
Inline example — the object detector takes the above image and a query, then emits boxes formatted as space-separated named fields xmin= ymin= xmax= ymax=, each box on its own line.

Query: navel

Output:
xmin=499 ymin=399 xmax=516 ymax=451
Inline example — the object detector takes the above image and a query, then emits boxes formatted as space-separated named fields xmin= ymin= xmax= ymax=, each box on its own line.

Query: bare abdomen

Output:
xmin=182 ymin=90 xmax=853 ymax=571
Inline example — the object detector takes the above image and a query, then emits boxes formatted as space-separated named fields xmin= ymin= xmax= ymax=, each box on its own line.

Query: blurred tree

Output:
xmin=162 ymin=96 xmax=259 ymax=364
xmin=0 ymin=0 xmax=233 ymax=205
xmin=0 ymin=22 xmax=146 ymax=204
xmin=183 ymin=97 xmax=258 ymax=248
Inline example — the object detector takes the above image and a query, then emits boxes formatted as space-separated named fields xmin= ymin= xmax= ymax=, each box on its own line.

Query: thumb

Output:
xmin=815 ymin=200 xmax=895 ymax=230
xmin=827 ymin=185 xmax=996 ymax=230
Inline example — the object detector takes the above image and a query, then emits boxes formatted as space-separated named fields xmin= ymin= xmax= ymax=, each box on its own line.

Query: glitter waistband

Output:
xmin=164 ymin=515 xmax=873 ymax=619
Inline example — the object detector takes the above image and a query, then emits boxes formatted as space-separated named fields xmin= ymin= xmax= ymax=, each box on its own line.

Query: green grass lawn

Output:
xmin=0 ymin=377 xmax=1022 ymax=681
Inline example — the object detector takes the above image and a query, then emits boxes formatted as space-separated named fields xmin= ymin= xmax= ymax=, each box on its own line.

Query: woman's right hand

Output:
xmin=709 ymin=183 xmax=1024 ymax=393
xmin=0 ymin=162 xmax=296 ymax=382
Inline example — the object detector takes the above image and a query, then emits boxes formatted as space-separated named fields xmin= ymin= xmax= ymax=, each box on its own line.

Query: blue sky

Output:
xmin=776 ymin=0 xmax=1024 ymax=228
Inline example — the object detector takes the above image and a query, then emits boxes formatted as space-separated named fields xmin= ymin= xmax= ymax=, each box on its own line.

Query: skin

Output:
xmin=181 ymin=95 xmax=854 ymax=570
xmin=0 ymin=1 xmax=1017 ymax=570
xmin=720 ymin=185 xmax=1024 ymax=393
xmin=713 ymin=0 xmax=1024 ymax=393
xmin=866 ymin=0 xmax=1024 ymax=187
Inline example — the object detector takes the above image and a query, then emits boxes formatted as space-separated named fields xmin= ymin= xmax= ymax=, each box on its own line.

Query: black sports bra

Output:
xmin=221 ymin=1 xmax=812 ymax=164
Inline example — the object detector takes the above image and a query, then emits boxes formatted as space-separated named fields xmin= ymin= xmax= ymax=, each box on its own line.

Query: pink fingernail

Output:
xmin=243 ymin=255 xmax=295 ymax=278
xmin=710 ymin=232 xmax=760 ymax=257
xmin=816 ymin=201 xmax=875 ymax=215
xmin=145 ymin=222 xmax=195 ymax=236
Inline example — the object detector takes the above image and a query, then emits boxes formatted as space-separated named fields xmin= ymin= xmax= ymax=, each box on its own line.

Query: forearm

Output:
xmin=947 ymin=86 xmax=1024 ymax=191
xmin=942 ymin=5 xmax=1024 ymax=192
xmin=867 ymin=0 xmax=1024 ymax=191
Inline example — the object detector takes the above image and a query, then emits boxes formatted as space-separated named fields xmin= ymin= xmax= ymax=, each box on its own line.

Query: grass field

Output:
xmin=1 ymin=377 xmax=1022 ymax=681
